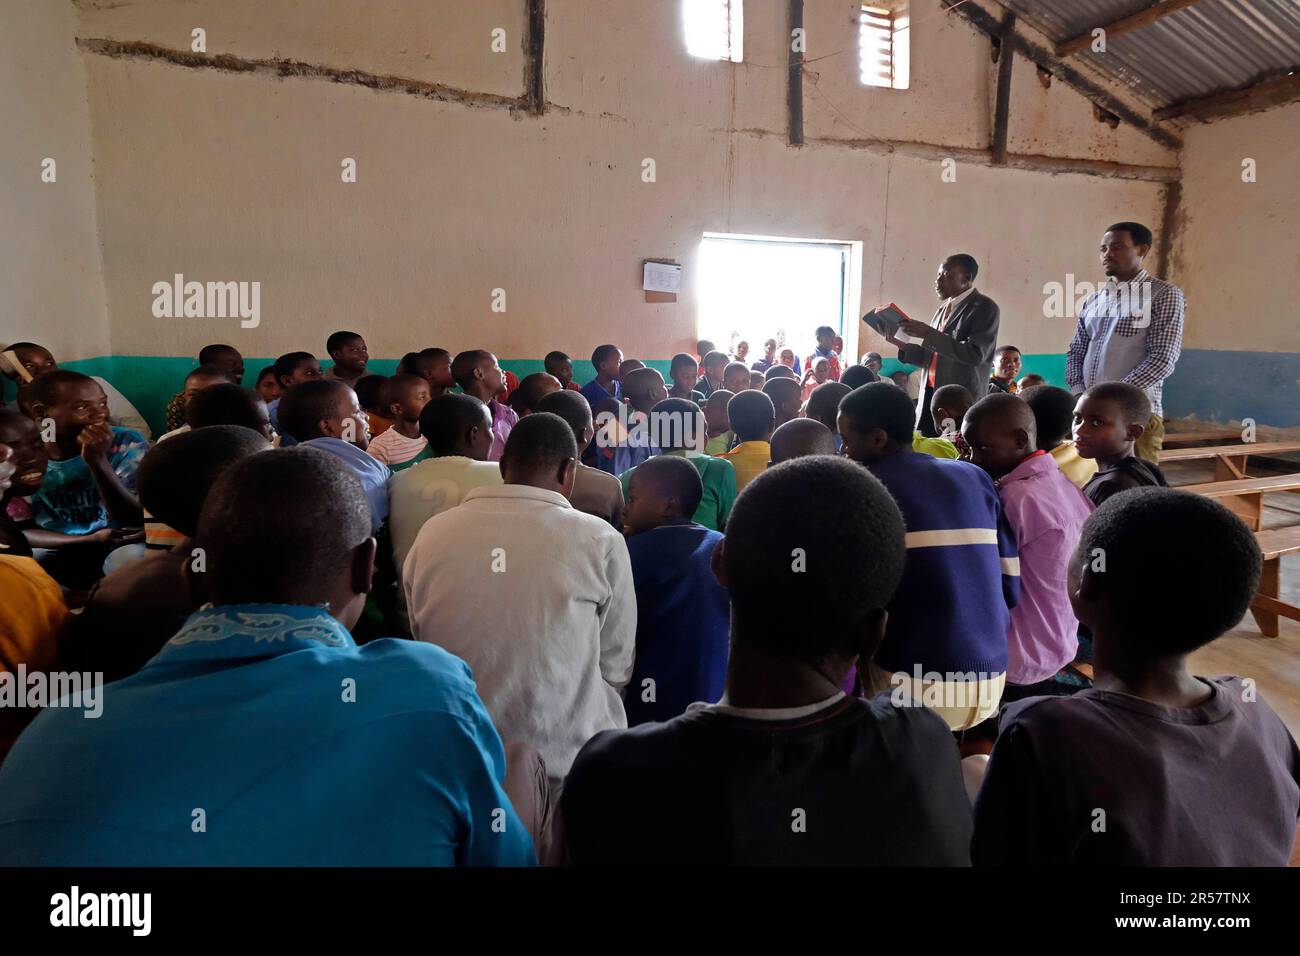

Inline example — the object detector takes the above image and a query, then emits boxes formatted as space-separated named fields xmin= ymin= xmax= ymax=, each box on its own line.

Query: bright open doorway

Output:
xmin=697 ymin=232 xmax=863 ymax=370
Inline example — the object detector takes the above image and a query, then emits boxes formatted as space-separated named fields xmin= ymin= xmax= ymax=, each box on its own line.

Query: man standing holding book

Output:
xmin=885 ymin=254 xmax=1001 ymax=437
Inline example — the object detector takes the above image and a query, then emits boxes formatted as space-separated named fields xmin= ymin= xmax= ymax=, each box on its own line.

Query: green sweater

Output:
xmin=619 ymin=450 xmax=737 ymax=531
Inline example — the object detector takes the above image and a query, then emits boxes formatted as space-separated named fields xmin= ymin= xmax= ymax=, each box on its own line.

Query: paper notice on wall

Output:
xmin=643 ymin=261 xmax=682 ymax=294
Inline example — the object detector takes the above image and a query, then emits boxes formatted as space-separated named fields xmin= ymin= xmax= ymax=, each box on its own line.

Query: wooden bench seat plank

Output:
xmin=1163 ymin=430 xmax=1243 ymax=447
xmin=1255 ymin=527 xmax=1300 ymax=560
xmin=1159 ymin=441 xmax=1300 ymax=464
xmin=1179 ymin=474 xmax=1300 ymax=498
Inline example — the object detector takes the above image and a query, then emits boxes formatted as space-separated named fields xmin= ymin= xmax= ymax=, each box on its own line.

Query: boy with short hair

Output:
xmin=185 ymin=383 xmax=275 ymax=442
xmin=278 ymin=379 xmax=390 ymax=534
xmin=451 ymin=349 xmax=517 ymax=461
xmin=621 ymin=455 xmax=729 ymax=725
xmin=840 ymin=365 xmax=877 ymax=389
xmin=762 ymin=376 xmax=802 ymax=430
xmin=769 ymin=418 xmax=837 ymax=465
xmin=988 ymin=345 xmax=1022 ymax=394
xmin=366 ymin=373 xmax=433 ymax=472
xmin=561 ymin=457 xmax=972 ymax=866
xmin=545 ymin=350 xmax=583 ymax=392
xmin=963 ymin=393 xmax=1093 ymax=700
xmin=696 ymin=351 xmax=728 ymax=398
xmin=398 ymin=348 xmax=455 ymax=397
xmin=266 ymin=351 xmax=323 ymax=444
xmin=723 ymin=362 xmax=751 ymax=394
xmin=581 ymin=344 xmax=623 ymax=409
xmin=750 ymin=338 xmax=777 ymax=374
xmin=702 ymin=389 xmax=734 ymax=456
xmin=805 ymin=381 xmax=851 ymax=445
xmin=388 ymin=394 xmax=502 ymax=578
xmin=255 ymin=365 xmax=282 ymax=405
xmin=719 ymin=391 xmax=775 ymax=492
xmin=668 ymin=353 xmax=705 ymax=402
xmin=838 ymin=383 xmax=1018 ymax=731
xmin=508 ymin=372 xmax=563 ymax=417
xmin=973 ymin=489 xmax=1300 ymax=866
xmin=619 ymin=359 xmax=646 ymax=379
xmin=3 ymin=341 xmax=151 ymax=438
xmin=611 ymin=367 xmax=669 ymax=476
xmin=1073 ymin=382 xmax=1167 ymax=506
xmin=164 ymin=346 xmax=244 ymax=430
xmin=536 ymin=389 xmax=624 ymax=529
xmin=930 ymin=383 xmax=974 ymax=459
xmin=619 ymin=399 xmax=737 ymax=532
xmin=805 ymin=325 xmax=842 ymax=383
xmin=159 ymin=364 xmax=235 ymax=440
xmin=1017 ymin=373 xmax=1045 ymax=390
xmin=1021 ymin=384 xmax=1098 ymax=488
xmin=325 ymin=330 xmax=370 ymax=387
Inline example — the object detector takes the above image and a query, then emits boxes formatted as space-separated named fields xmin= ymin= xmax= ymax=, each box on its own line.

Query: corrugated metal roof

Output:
xmin=998 ymin=0 xmax=1300 ymax=109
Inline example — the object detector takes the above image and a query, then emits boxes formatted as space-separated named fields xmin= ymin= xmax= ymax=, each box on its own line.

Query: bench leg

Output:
xmin=1214 ymin=455 xmax=1248 ymax=482
xmin=1220 ymin=492 xmax=1263 ymax=532
xmin=1251 ymin=557 xmax=1280 ymax=638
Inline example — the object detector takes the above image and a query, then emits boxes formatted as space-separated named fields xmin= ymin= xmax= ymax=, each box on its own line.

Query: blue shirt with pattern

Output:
xmin=31 ymin=426 xmax=148 ymax=534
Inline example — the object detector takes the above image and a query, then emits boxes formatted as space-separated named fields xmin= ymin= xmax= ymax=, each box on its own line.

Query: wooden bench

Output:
xmin=1163 ymin=430 xmax=1242 ymax=448
xmin=1179 ymin=473 xmax=1300 ymax=531
xmin=1251 ymin=527 xmax=1300 ymax=638
xmin=1159 ymin=441 xmax=1300 ymax=483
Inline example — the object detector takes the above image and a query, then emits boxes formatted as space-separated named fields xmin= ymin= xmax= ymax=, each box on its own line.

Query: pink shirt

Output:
xmin=995 ymin=451 xmax=1094 ymax=684
xmin=488 ymin=399 xmax=518 ymax=462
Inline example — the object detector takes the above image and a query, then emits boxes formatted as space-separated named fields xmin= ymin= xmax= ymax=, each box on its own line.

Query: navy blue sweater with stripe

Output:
xmin=866 ymin=451 xmax=1018 ymax=676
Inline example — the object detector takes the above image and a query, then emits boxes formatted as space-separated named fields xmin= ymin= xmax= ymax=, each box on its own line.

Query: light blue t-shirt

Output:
xmin=31 ymin=427 xmax=148 ymax=534
xmin=302 ymin=437 xmax=392 ymax=533
xmin=0 ymin=604 xmax=537 ymax=866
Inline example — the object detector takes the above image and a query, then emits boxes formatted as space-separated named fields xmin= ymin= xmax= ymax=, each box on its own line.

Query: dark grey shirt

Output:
xmin=972 ymin=676 xmax=1300 ymax=866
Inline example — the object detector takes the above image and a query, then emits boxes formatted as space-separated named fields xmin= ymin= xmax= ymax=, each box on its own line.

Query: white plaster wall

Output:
xmin=0 ymin=0 xmax=109 ymax=360
xmin=1172 ymin=101 xmax=1300 ymax=353
xmin=68 ymin=0 xmax=1173 ymax=362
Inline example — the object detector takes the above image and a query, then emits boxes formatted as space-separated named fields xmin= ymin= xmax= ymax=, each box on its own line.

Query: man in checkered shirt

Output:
xmin=1065 ymin=221 xmax=1185 ymax=462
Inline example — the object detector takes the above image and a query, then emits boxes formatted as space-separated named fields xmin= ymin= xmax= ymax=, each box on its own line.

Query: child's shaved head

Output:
xmin=963 ymin=393 xmax=1036 ymax=480
xmin=770 ymin=418 xmax=836 ymax=464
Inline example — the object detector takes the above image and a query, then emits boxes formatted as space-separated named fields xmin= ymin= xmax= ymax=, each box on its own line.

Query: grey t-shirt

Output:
xmin=972 ymin=676 xmax=1300 ymax=866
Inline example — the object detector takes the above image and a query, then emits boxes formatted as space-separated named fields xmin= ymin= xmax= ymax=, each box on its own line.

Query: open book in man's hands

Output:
xmin=863 ymin=304 xmax=925 ymax=344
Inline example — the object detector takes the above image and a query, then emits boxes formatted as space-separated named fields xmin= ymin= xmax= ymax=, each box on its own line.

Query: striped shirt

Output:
xmin=1065 ymin=269 xmax=1185 ymax=415
xmin=865 ymin=451 xmax=1019 ymax=676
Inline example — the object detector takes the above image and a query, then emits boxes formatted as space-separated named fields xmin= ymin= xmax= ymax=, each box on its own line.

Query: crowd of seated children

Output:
xmin=1020 ymin=384 xmax=1097 ymax=488
xmin=963 ymin=394 xmax=1094 ymax=703
xmin=618 ymin=398 xmax=737 ymax=532
xmin=1 ymin=323 xmax=1297 ymax=869
xmin=66 ymin=426 xmax=271 ymax=683
xmin=0 ymin=448 xmax=540 ymax=866
xmin=535 ymin=389 xmax=624 ymax=529
xmin=1073 ymin=381 xmax=1168 ymax=505
xmin=621 ymin=455 xmax=729 ymax=726
xmin=164 ymin=345 xmax=244 ymax=430
xmin=560 ymin=457 xmax=972 ymax=865
xmin=404 ymin=413 xmax=636 ymax=787
xmin=1 ymin=341 xmax=151 ymax=437
xmin=988 ymin=345 xmax=1022 ymax=394
xmin=719 ymin=390 xmax=775 ymax=493
xmin=973 ymin=489 xmax=1299 ymax=866
xmin=838 ymin=382 xmax=1017 ymax=732
xmin=365 ymin=373 xmax=433 ymax=471
xmin=702 ymin=390 xmax=734 ymax=455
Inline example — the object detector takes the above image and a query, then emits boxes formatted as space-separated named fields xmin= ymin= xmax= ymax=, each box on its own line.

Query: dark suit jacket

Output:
xmin=898 ymin=290 xmax=1001 ymax=411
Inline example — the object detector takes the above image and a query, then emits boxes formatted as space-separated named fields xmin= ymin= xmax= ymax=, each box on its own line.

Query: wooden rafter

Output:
xmin=1154 ymin=71 xmax=1300 ymax=122
xmin=1056 ymin=0 xmax=1207 ymax=58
